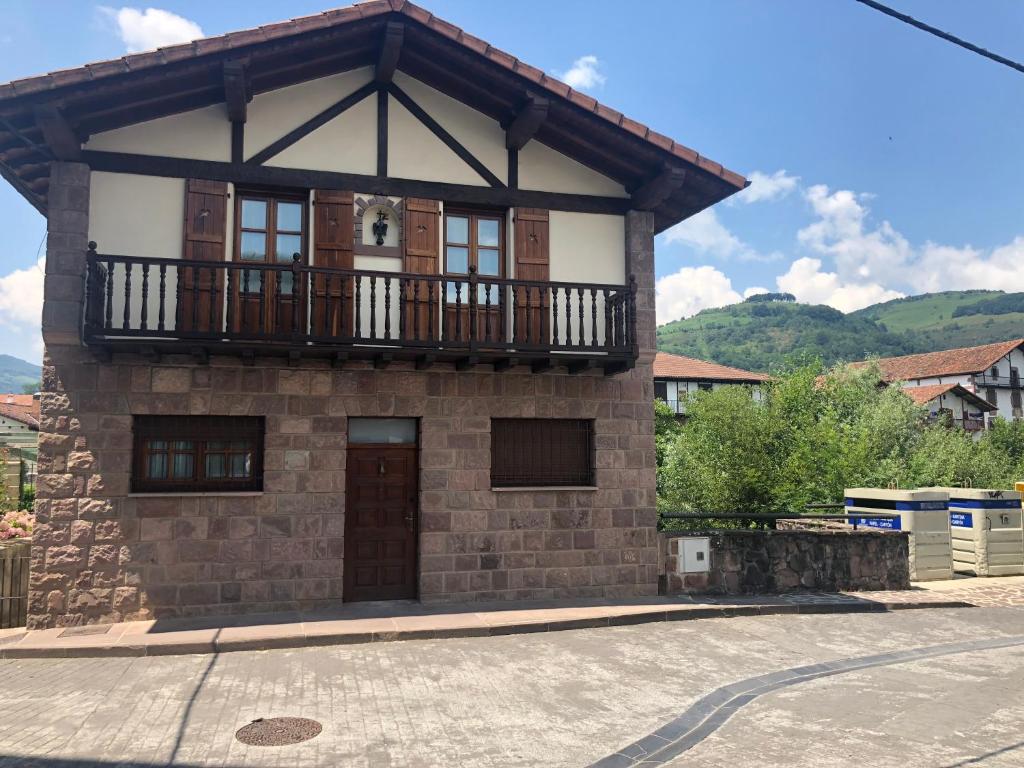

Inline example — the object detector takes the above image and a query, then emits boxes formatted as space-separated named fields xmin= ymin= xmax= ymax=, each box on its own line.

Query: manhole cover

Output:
xmin=235 ymin=717 xmax=322 ymax=747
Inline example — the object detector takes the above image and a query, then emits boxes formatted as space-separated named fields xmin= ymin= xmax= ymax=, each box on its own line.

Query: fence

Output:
xmin=0 ymin=539 xmax=30 ymax=629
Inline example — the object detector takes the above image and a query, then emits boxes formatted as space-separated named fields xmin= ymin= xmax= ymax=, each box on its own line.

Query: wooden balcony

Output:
xmin=84 ymin=246 xmax=638 ymax=374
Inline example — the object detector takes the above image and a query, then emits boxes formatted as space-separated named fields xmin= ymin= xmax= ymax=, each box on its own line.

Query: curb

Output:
xmin=0 ymin=599 xmax=975 ymax=660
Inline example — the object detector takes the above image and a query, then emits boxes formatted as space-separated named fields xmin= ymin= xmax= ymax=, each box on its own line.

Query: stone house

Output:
xmin=0 ymin=0 xmax=745 ymax=627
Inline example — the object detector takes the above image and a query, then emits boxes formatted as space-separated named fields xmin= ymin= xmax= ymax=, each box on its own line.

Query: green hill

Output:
xmin=0 ymin=355 xmax=41 ymax=393
xmin=657 ymin=290 xmax=1023 ymax=373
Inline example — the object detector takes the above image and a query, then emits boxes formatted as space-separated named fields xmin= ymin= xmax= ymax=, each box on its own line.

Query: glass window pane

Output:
xmin=207 ymin=441 xmax=227 ymax=452
xmin=147 ymin=453 xmax=167 ymax=479
xmin=447 ymin=216 xmax=469 ymax=244
xmin=446 ymin=246 xmax=468 ymax=274
xmin=349 ymin=418 xmax=417 ymax=444
xmin=173 ymin=441 xmax=193 ymax=451
xmin=241 ymin=268 xmax=262 ymax=293
xmin=241 ymin=199 xmax=267 ymax=230
xmin=446 ymin=280 xmax=468 ymax=303
xmin=279 ymin=272 xmax=294 ymax=296
xmin=172 ymin=453 xmax=194 ymax=479
xmin=478 ymin=284 xmax=498 ymax=303
xmin=277 ymin=201 xmax=303 ymax=232
xmin=240 ymin=231 xmax=266 ymax=262
xmin=229 ymin=453 xmax=251 ymax=478
xmin=478 ymin=248 xmax=500 ymax=276
xmin=477 ymin=219 xmax=500 ymax=247
xmin=148 ymin=440 xmax=167 ymax=450
xmin=276 ymin=234 xmax=302 ymax=262
xmin=205 ymin=453 xmax=226 ymax=479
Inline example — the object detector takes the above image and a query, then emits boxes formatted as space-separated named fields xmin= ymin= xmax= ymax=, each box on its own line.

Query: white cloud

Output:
xmin=656 ymin=265 xmax=742 ymax=324
xmin=558 ymin=55 xmax=605 ymax=91
xmin=734 ymin=169 xmax=800 ymax=204
xmin=661 ymin=208 xmax=779 ymax=262
xmin=99 ymin=7 xmax=203 ymax=52
xmin=0 ymin=258 xmax=44 ymax=363
xmin=774 ymin=257 xmax=903 ymax=313
xmin=743 ymin=286 xmax=770 ymax=298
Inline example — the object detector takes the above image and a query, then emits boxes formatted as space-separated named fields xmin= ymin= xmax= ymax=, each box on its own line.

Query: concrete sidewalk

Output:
xmin=0 ymin=587 xmax=977 ymax=659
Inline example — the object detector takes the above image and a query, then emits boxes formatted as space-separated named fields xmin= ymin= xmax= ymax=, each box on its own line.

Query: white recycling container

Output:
xmin=845 ymin=488 xmax=952 ymax=581
xmin=944 ymin=488 xmax=1024 ymax=576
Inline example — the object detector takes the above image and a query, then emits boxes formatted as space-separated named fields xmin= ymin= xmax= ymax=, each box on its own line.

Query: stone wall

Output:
xmin=29 ymin=166 xmax=660 ymax=629
xmin=661 ymin=530 xmax=910 ymax=596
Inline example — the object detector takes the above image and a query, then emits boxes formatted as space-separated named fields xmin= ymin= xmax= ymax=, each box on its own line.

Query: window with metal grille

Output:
xmin=132 ymin=416 xmax=264 ymax=493
xmin=491 ymin=419 xmax=594 ymax=487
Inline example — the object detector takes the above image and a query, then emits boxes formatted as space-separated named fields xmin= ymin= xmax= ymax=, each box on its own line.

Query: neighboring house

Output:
xmin=0 ymin=394 xmax=40 ymax=499
xmin=856 ymin=338 xmax=1024 ymax=423
xmin=653 ymin=351 xmax=770 ymax=415
xmin=0 ymin=1 xmax=746 ymax=627
xmin=901 ymin=383 xmax=995 ymax=433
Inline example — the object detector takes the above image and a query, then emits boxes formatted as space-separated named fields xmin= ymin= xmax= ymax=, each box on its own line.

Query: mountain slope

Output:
xmin=0 ymin=355 xmax=41 ymax=393
xmin=658 ymin=290 xmax=1023 ymax=373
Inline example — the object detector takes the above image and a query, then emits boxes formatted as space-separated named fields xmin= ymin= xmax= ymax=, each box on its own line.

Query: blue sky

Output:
xmin=1 ymin=0 xmax=1023 ymax=363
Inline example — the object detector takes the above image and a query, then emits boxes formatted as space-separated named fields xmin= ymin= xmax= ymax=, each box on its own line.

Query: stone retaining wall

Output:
xmin=661 ymin=529 xmax=910 ymax=595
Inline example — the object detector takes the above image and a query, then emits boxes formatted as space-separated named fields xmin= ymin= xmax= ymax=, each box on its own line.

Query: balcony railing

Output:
xmin=975 ymin=373 xmax=1022 ymax=389
xmin=84 ymin=246 xmax=638 ymax=373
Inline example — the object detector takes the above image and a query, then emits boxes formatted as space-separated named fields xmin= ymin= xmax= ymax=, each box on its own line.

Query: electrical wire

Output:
xmin=854 ymin=0 xmax=1024 ymax=75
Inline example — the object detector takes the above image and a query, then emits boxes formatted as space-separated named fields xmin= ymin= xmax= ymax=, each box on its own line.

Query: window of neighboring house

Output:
xmin=444 ymin=209 xmax=504 ymax=303
xmin=654 ymin=381 xmax=668 ymax=401
xmin=1011 ymin=367 xmax=1020 ymax=386
xmin=491 ymin=419 xmax=594 ymax=487
xmin=991 ymin=366 xmax=1000 ymax=380
xmin=236 ymin=192 xmax=307 ymax=295
xmin=986 ymin=388 xmax=998 ymax=408
xmin=132 ymin=416 xmax=264 ymax=493
xmin=697 ymin=382 xmax=714 ymax=392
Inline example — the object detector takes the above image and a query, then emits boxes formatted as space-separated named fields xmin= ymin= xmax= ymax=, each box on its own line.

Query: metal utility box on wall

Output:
xmin=943 ymin=488 xmax=1024 ymax=577
xmin=845 ymin=488 xmax=952 ymax=582
xmin=677 ymin=537 xmax=710 ymax=574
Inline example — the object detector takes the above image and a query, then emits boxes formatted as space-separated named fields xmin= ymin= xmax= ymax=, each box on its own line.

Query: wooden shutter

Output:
xmin=513 ymin=208 xmax=549 ymax=345
xmin=180 ymin=179 xmax=228 ymax=333
xmin=312 ymin=190 xmax=354 ymax=337
xmin=403 ymin=198 xmax=440 ymax=340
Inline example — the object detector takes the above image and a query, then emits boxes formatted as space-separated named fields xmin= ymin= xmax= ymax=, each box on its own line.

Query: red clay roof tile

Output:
xmin=653 ymin=351 xmax=771 ymax=383
xmin=855 ymin=339 xmax=1024 ymax=381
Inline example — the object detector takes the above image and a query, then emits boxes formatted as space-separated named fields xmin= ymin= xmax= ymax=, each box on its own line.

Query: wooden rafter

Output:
xmin=32 ymin=106 xmax=80 ymax=161
xmin=631 ymin=166 xmax=686 ymax=211
xmin=505 ymin=95 xmax=548 ymax=150
xmin=375 ymin=22 xmax=404 ymax=84
xmin=222 ymin=60 xmax=250 ymax=123
xmin=387 ymin=82 xmax=504 ymax=188
xmin=247 ymin=80 xmax=377 ymax=165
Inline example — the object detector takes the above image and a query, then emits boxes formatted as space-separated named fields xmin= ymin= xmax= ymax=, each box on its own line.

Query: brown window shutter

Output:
xmin=403 ymin=198 xmax=440 ymax=339
xmin=513 ymin=208 xmax=549 ymax=344
xmin=312 ymin=189 xmax=354 ymax=336
xmin=180 ymin=179 xmax=228 ymax=332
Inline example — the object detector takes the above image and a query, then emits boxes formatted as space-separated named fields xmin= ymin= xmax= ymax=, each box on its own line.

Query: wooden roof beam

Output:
xmin=32 ymin=106 xmax=78 ymax=161
xmin=375 ymin=22 xmax=404 ymax=84
xmin=631 ymin=166 xmax=686 ymax=211
xmin=222 ymin=60 xmax=251 ymax=123
xmin=505 ymin=95 xmax=548 ymax=150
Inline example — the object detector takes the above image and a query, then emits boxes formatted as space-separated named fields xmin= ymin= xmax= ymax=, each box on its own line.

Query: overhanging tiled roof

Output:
xmin=653 ymin=351 xmax=771 ymax=383
xmin=0 ymin=394 xmax=40 ymax=429
xmin=0 ymin=0 xmax=746 ymax=228
xmin=857 ymin=339 xmax=1024 ymax=381
xmin=901 ymin=383 xmax=996 ymax=412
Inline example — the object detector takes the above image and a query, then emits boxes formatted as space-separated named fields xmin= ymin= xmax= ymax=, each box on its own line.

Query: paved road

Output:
xmin=2 ymin=607 xmax=1023 ymax=767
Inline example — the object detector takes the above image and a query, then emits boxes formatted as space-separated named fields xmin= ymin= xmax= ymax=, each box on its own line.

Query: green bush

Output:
xmin=658 ymin=360 xmax=1023 ymax=519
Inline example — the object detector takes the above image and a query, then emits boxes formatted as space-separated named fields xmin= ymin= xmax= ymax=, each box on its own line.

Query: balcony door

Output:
xmin=233 ymin=192 xmax=307 ymax=335
xmin=443 ymin=210 xmax=504 ymax=344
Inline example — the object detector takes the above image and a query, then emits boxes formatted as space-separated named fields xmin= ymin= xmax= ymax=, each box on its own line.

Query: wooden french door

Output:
xmin=343 ymin=444 xmax=419 ymax=601
xmin=443 ymin=209 xmax=504 ymax=343
xmin=232 ymin=192 xmax=308 ymax=335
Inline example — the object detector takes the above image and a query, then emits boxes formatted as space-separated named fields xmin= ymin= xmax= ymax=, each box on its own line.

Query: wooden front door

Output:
xmin=344 ymin=444 xmax=418 ymax=601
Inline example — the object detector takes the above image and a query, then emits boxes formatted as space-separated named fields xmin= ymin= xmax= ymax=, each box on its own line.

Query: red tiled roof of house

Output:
xmin=856 ymin=338 xmax=1024 ymax=381
xmin=0 ymin=0 xmax=746 ymax=191
xmin=653 ymin=351 xmax=771 ymax=383
xmin=0 ymin=394 xmax=40 ymax=429
xmin=901 ymin=383 xmax=996 ymax=412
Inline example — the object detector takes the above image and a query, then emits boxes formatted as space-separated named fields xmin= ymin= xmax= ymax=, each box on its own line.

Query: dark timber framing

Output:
xmin=32 ymin=106 xmax=80 ymax=161
xmin=505 ymin=95 xmax=548 ymax=151
xmin=377 ymin=88 xmax=388 ymax=176
xmin=82 ymin=149 xmax=630 ymax=215
xmin=387 ymin=82 xmax=505 ymax=188
xmin=631 ymin=166 xmax=687 ymax=211
xmin=246 ymin=80 xmax=378 ymax=166
xmin=375 ymin=22 xmax=404 ymax=84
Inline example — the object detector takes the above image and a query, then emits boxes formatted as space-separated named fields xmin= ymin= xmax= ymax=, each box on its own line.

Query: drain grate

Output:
xmin=235 ymin=717 xmax=322 ymax=747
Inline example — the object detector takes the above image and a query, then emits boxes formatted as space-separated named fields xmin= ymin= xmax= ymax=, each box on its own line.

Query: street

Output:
xmin=2 ymin=607 xmax=1024 ymax=767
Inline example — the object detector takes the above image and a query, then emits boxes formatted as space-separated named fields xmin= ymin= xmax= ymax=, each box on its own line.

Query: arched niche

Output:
xmin=354 ymin=195 xmax=403 ymax=256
